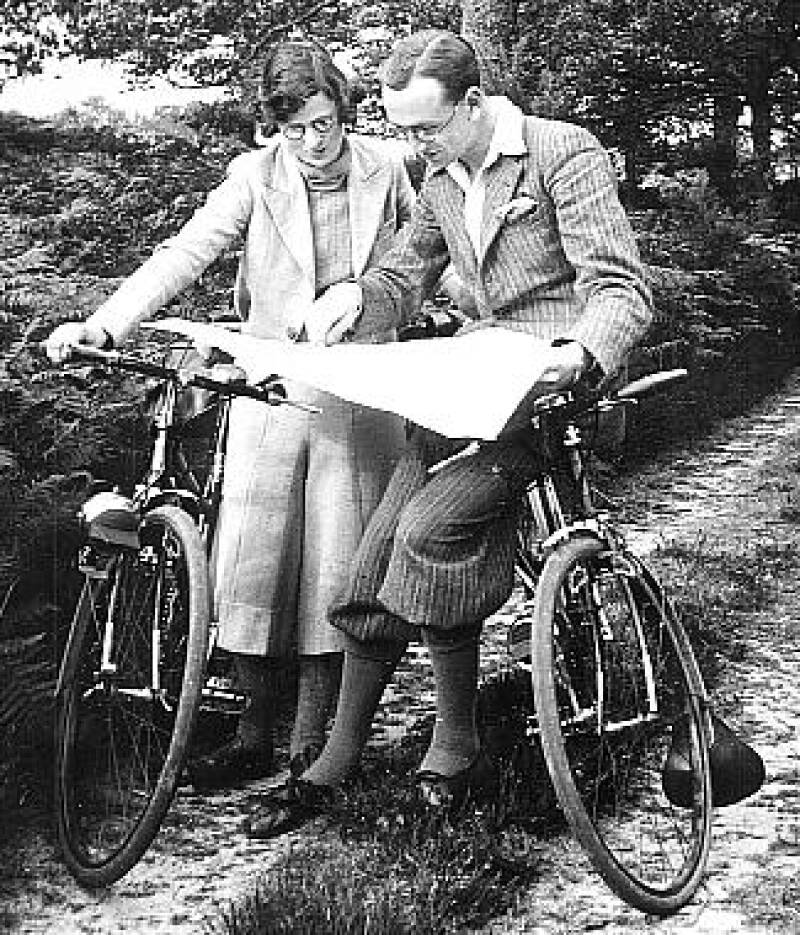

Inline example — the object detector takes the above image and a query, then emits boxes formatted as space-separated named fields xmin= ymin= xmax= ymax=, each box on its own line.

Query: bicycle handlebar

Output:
xmin=531 ymin=367 xmax=689 ymax=421
xmin=57 ymin=343 xmax=307 ymax=409
xmin=615 ymin=368 xmax=688 ymax=401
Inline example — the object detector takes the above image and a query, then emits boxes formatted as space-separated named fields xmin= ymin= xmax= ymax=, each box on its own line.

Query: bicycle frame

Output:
xmin=55 ymin=346 xmax=295 ymax=702
xmin=512 ymin=391 xmax=668 ymax=737
xmin=136 ymin=376 xmax=233 ymax=550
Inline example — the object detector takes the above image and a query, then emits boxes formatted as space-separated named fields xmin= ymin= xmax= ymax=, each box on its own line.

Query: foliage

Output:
xmin=64 ymin=0 xmax=357 ymax=89
xmin=461 ymin=0 xmax=798 ymax=192
xmin=1 ymin=108 xmax=245 ymax=289
xmin=2 ymin=0 xmax=796 ymax=195
xmin=0 ymin=0 xmax=72 ymax=83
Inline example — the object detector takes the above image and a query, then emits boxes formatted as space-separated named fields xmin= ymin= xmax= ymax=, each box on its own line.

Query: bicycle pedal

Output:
xmin=201 ymin=676 xmax=247 ymax=715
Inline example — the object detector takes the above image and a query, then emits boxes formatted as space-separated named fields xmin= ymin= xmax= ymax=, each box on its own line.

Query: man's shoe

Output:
xmin=242 ymin=779 xmax=335 ymax=839
xmin=417 ymin=750 xmax=498 ymax=813
xmin=188 ymin=736 xmax=273 ymax=791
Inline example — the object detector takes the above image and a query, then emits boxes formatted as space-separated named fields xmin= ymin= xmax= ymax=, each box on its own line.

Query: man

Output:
xmin=245 ymin=28 xmax=652 ymax=837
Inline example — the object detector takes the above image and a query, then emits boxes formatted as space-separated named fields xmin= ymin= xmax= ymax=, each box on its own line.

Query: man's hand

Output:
xmin=287 ymin=282 xmax=363 ymax=345
xmin=499 ymin=341 xmax=592 ymax=438
xmin=44 ymin=321 xmax=110 ymax=363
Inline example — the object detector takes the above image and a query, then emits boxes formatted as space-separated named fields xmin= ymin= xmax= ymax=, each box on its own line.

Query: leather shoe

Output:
xmin=242 ymin=778 xmax=335 ymax=839
xmin=187 ymin=736 xmax=273 ymax=791
xmin=417 ymin=750 xmax=498 ymax=813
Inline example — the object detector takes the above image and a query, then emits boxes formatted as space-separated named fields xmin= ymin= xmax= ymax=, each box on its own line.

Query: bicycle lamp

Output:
xmin=79 ymin=491 xmax=141 ymax=549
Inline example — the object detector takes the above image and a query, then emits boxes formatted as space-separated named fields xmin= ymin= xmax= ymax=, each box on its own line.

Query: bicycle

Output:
xmin=52 ymin=340 xmax=315 ymax=888
xmin=52 ymin=337 xmax=712 ymax=915
xmin=504 ymin=367 xmax=713 ymax=916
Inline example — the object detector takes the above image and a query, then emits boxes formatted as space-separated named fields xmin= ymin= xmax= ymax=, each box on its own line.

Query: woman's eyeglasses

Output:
xmin=281 ymin=116 xmax=337 ymax=141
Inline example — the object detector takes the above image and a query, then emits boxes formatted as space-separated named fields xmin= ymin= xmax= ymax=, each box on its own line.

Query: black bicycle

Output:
xmin=505 ymin=369 xmax=713 ymax=915
xmin=52 ymin=341 xmax=315 ymax=888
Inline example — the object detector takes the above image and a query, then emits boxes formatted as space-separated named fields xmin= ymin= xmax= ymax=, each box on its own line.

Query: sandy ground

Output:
xmin=3 ymin=371 xmax=800 ymax=934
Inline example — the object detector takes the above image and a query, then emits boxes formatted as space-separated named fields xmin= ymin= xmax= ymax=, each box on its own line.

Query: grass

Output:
xmin=649 ymin=536 xmax=800 ymax=688
xmin=213 ymin=724 xmax=546 ymax=935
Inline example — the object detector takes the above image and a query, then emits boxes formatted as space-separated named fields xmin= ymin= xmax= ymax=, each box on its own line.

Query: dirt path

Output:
xmin=4 ymin=374 xmax=800 ymax=934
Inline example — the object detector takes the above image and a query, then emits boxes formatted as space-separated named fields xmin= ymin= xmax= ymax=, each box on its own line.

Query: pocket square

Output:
xmin=494 ymin=195 xmax=539 ymax=223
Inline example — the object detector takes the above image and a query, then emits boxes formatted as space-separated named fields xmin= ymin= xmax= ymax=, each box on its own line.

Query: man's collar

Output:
xmin=442 ymin=96 xmax=526 ymax=186
xmin=481 ymin=96 xmax=527 ymax=167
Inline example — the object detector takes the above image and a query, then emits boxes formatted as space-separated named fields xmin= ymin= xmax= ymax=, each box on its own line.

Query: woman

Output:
xmin=45 ymin=40 xmax=412 ymax=788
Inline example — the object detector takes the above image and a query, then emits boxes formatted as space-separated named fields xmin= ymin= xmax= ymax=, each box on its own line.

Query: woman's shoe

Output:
xmin=187 ymin=735 xmax=273 ymax=792
xmin=242 ymin=778 xmax=335 ymax=839
xmin=417 ymin=750 xmax=498 ymax=813
xmin=289 ymin=742 xmax=323 ymax=779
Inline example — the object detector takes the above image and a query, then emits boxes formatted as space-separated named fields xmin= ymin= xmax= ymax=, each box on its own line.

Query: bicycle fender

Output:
xmin=81 ymin=491 xmax=141 ymax=549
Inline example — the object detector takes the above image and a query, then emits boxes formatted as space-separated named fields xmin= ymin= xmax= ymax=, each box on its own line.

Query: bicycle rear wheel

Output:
xmin=530 ymin=533 xmax=713 ymax=915
xmin=54 ymin=505 xmax=209 ymax=887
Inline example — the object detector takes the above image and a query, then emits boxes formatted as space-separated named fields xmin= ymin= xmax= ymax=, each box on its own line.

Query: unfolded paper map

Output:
xmin=144 ymin=318 xmax=555 ymax=441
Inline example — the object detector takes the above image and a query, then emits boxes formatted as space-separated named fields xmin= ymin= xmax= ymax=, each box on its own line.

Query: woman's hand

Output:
xmin=44 ymin=321 xmax=110 ymax=363
xmin=207 ymin=363 xmax=248 ymax=385
xmin=288 ymin=282 xmax=363 ymax=345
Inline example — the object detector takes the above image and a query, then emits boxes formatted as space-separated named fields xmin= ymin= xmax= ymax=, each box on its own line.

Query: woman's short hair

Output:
xmin=378 ymin=30 xmax=481 ymax=103
xmin=260 ymin=40 xmax=354 ymax=126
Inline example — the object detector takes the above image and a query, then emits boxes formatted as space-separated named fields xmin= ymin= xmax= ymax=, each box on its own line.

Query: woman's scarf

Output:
xmin=292 ymin=136 xmax=352 ymax=191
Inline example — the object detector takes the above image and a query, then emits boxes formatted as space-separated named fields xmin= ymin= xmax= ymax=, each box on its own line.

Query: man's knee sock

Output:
xmin=418 ymin=629 xmax=481 ymax=777
xmin=235 ymin=653 xmax=275 ymax=752
xmin=290 ymin=652 xmax=342 ymax=760
xmin=303 ymin=635 xmax=406 ymax=787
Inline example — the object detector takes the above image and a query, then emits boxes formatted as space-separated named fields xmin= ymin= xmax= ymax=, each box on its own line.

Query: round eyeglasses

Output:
xmin=281 ymin=116 xmax=337 ymax=141
xmin=400 ymin=101 xmax=462 ymax=142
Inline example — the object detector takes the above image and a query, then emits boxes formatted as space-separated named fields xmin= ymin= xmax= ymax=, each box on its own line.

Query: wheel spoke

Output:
xmin=531 ymin=535 xmax=712 ymax=914
xmin=55 ymin=507 xmax=209 ymax=884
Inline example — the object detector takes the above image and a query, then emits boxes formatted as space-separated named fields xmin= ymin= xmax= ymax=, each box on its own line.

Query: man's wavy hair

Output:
xmin=378 ymin=30 xmax=481 ymax=104
xmin=260 ymin=40 xmax=355 ymax=128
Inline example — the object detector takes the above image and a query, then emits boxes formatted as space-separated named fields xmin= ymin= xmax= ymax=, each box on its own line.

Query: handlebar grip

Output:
xmin=616 ymin=368 xmax=688 ymax=401
xmin=62 ymin=344 xmax=118 ymax=363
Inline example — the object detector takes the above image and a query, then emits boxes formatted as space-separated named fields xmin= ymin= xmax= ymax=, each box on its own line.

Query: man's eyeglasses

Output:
xmin=281 ymin=116 xmax=337 ymax=141
xmin=392 ymin=101 xmax=462 ymax=142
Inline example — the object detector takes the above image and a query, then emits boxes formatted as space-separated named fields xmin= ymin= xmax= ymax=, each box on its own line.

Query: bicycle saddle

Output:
xmin=662 ymin=712 xmax=765 ymax=808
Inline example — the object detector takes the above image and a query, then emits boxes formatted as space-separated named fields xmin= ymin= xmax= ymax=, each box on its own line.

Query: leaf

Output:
xmin=0 ymin=448 xmax=16 ymax=471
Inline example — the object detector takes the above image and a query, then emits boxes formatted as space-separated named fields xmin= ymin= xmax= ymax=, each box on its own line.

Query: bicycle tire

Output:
xmin=54 ymin=505 xmax=209 ymax=887
xmin=529 ymin=532 xmax=713 ymax=915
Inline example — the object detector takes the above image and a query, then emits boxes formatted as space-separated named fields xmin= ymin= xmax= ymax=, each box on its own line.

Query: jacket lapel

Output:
xmin=262 ymin=142 xmax=316 ymax=286
xmin=477 ymin=157 xmax=524 ymax=267
xmin=349 ymin=140 xmax=393 ymax=276
xmin=427 ymin=172 xmax=476 ymax=277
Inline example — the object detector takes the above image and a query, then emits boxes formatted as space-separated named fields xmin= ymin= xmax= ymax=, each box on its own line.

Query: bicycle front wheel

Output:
xmin=54 ymin=505 xmax=209 ymax=887
xmin=530 ymin=533 xmax=713 ymax=915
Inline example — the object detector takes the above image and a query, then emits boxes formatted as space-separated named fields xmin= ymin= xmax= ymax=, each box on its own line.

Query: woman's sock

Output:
xmin=290 ymin=652 xmax=343 ymax=762
xmin=235 ymin=653 xmax=275 ymax=752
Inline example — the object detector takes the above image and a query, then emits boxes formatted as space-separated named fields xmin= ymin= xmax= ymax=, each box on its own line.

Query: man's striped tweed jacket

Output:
xmin=356 ymin=98 xmax=653 ymax=379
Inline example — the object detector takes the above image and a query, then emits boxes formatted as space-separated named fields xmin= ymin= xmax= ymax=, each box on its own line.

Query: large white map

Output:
xmin=144 ymin=319 xmax=555 ymax=441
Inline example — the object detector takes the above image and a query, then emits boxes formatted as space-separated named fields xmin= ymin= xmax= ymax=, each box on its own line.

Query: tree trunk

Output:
xmin=746 ymin=55 xmax=773 ymax=189
xmin=624 ymin=148 xmax=639 ymax=192
xmin=709 ymin=91 xmax=741 ymax=203
xmin=461 ymin=0 xmax=520 ymax=98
